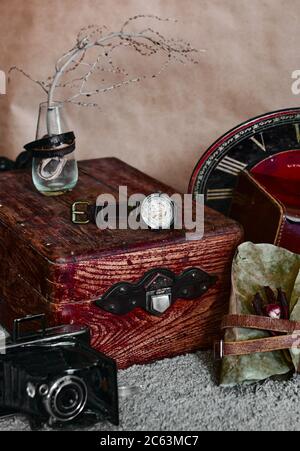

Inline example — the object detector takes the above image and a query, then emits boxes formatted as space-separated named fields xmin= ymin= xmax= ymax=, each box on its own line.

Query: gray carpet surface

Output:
xmin=0 ymin=351 xmax=300 ymax=431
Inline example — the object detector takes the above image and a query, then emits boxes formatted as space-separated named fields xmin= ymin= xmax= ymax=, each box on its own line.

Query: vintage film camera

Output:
xmin=0 ymin=315 xmax=119 ymax=429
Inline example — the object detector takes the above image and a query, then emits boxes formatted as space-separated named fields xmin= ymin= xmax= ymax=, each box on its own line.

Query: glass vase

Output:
xmin=32 ymin=102 xmax=78 ymax=196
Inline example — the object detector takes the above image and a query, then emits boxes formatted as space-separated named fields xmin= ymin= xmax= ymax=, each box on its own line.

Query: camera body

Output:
xmin=0 ymin=315 xmax=119 ymax=429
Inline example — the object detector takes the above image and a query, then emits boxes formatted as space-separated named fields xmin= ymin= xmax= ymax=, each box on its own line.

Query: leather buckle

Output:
xmin=71 ymin=202 xmax=91 ymax=224
xmin=214 ymin=340 xmax=224 ymax=361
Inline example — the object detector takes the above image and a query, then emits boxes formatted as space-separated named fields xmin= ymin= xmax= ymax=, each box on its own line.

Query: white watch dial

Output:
xmin=141 ymin=194 xmax=174 ymax=230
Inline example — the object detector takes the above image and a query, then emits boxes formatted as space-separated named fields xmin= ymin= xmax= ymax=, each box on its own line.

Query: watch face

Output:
xmin=141 ymin=194 xmax=174 ymax=230
xmin=189 ymin=108 xmax=300 ymax=216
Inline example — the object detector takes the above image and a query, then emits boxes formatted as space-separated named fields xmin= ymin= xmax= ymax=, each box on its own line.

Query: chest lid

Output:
xmin=0 ymin=158 xmax=239 ymax=263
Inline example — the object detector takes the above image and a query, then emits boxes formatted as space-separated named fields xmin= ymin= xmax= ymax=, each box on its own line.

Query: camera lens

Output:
xmin=44 ymin=376 xmax=87 ymax=422
xmin=57 ymin=387 xmax=80 ymax=413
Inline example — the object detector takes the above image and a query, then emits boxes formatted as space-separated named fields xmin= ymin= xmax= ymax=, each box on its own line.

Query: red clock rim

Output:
xmin=188 ymin=107 xmax=300 ymax=195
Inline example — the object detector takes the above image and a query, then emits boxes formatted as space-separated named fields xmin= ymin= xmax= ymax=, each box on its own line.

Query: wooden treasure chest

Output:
xmin=0 ymin=158 xmax=243 ymax=368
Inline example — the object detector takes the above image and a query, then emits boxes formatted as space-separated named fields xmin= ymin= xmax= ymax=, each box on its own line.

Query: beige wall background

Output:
xmin=0 ymin=0 xmax=299 ymax=192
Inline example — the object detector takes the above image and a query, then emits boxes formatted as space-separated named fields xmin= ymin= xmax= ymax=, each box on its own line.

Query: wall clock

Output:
xmin=189 ymin=108 xmax=300 ymax=216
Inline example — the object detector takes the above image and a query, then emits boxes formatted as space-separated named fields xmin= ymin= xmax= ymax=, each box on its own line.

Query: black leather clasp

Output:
xmin=95 ymin=268 xmax=217 ymax=317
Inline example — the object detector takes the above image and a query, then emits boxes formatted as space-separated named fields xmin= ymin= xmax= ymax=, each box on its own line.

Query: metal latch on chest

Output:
xmin=95 ymin=268 xmax=217 ymax=317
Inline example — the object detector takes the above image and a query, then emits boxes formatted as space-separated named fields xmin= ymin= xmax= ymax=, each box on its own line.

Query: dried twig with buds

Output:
xmin=9 ymin=15 xmax=201 ymax=111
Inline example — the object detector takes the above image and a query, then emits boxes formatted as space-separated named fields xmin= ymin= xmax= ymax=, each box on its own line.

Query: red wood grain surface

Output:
xmin=0 ymin=158 xmax=243 ymax=368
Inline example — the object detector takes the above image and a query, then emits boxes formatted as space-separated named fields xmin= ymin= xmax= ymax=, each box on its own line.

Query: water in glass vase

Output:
xmin=32 ymin=102 xmax=78 ymax=196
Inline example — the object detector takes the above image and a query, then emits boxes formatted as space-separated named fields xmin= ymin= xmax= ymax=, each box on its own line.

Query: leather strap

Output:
xmin=222 ymin=334 xmax=300 ymax=357
xmin=71 ymin=202 xmax=137 ymax=225
xmin=24 ymin=132 xmax=75 ymax=159
xmin=71 ymin=201 xmax=179 ymax=230
xmin=221 ymin=314 xmax=300 ymax=334
xmin=217 ymin=314 xmax=300 ymax=358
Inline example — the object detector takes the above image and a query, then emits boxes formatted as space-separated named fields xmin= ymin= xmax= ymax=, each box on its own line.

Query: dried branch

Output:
xmin=8 ymin=66 xmax=49 ymax=94
xmin=9 ymin=15 xmax=203 ymax=116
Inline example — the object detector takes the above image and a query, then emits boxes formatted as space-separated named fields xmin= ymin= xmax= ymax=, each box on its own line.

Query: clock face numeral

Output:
xmin=207 ymin=188 xmax=233 ymax=200
xmin=250 ymin=133 xmax=267 ymax=152
xmin=216 ymin=156 xmax=247 ymax=176
xmin=295 ymin=124 xmax=300 ymax=143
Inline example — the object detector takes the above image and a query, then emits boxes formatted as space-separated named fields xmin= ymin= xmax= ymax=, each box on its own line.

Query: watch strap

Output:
xmin=90 ymin=204 xmax=136 ymax=223
xmin=71 ymin=202 xmax=136 ymax=225
xmin=71 ymin=198 xmax=178 ymax=230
